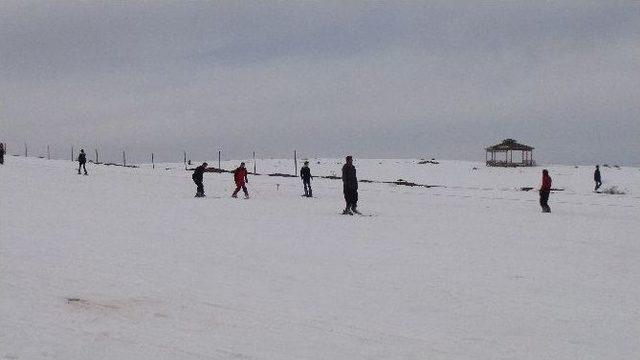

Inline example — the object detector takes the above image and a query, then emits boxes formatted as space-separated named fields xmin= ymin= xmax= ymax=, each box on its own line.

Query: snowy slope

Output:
xmin=1 ymin=157 xmax=639 ymax=359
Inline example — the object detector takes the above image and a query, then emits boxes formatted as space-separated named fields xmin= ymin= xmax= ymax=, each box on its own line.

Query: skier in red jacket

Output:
xmin=539 ymin=169 xmax=552 ymax=213
xmin=232 ymin=162 xmax=249 ymax=198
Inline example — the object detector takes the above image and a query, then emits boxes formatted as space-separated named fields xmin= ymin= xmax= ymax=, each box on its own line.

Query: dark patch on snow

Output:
xmin=268 ymin=173 xmax=297 ymax=177
xmin=418 ymin=159 xmax=439 ymax=165
xmin=520 ymin=187 xmax=565 ymax=192
xmin=100 ymin=162 xmax=139 ymax=168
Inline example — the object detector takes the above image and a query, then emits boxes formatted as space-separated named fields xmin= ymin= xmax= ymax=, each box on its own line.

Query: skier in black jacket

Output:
xmin=192 ymin=162 xmax=209 ymax=197
xmin=77 ymin=149 xmax=88 ymax=175
xmin=594 ymin=165 xmax=602 ymax=191
xmin=342 ymin=155 xmax=359 ymax=214
xmin=300 ymin=161 xmax=313 ymax=197
xmin=0 ymin=143 xmax=5 ymax=165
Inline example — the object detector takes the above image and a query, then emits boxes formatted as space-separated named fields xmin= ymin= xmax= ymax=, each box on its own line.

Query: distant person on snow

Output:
xmin=77 ymin=149 xmax=88 ymax=175
xmin=539 ymin=169 xmax=552 ymax=213
xmin=594 ymin=165 xmax=602 ymax=192
xmin=232 ymin=162 xmax=249 ymax=199
xmin=342 ymin=155 xmax=360 ymax=215
xmin=0 ymin=143 xmax=5 ymax=165
xmin=300 ymin=160 xmax=313 ymax=197
xmin=192 ymin=162 xmax=209 ymax=197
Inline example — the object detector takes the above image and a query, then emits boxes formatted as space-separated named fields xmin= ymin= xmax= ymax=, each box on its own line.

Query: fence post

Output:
xmin=71 ymin=146 xmax=74 ymax=161
xmin=294 ymin=150 xmax=297 ymax=176
xmin=24 ymin=142 xmax=27 ymax=157
xmin=47 ymin=145 xmax=50 ymax=160
xmin=152 ymin=153 xmax=155 ymax=169
xmin=253 ymin=151 xmax=256 ymax=174
xmin=123 ymin=150 xmax=126 ymax=166
xmin=183 ymin=150 xmax=187 ymax=169
xmin=95 ymin=149 xmax=99 ymax=164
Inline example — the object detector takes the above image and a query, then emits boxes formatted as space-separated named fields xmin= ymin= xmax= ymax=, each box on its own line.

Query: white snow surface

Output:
xmin=1 ymin=157 xmax=639 ymax=359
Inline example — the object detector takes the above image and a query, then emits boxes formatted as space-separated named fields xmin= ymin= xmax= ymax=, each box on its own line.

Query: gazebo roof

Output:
xmin=486 ymin=139 xmax=534 ymax=151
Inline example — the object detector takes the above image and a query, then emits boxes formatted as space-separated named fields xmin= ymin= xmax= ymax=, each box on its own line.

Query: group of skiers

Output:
xmin=192 ymin=161 xmax=251 ymax=199
xmin=190 ymin=156 xmax=360 ymax=214
xmin=189 ymin=156 xmax=611 ymax=215
xmin=537 ymin=165 xmax=604 ymax=213
xmin=64 ymin=149 xmax=606 ymax=215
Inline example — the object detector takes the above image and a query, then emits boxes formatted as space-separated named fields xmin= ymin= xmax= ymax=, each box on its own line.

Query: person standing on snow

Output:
xmin=594 ymin=165 xmax=602 ymax=192
xmin=192 ymin=162 xmax=209 ymax=197
xmin=539 ymin=169 xmax=552 ymax=213
xmin=300 ymin=160 xmax=313 ymax=197
xmin=342 ymin=155 xmax=359 ymax=215
xmin=232 ymin=162 xmax=249 ymax=198
xmin=77 ymin=149 xmax=88 ymax=175
xmin=0 ymin=143 xmax=5 ymax=165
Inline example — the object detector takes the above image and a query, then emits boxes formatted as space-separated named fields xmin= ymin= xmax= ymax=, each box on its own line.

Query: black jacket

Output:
xmin=192 ymin=164 xmax=206 ymax=182
xmin=78 ymin=153 xmax=86 ymax=164
xmin=342 ymin=163 xmax=358 ymax=190
xmin=300 ymin=166 xmax=312 ymax=181
xmin=594 ymin=169 xmax=601 ymax=182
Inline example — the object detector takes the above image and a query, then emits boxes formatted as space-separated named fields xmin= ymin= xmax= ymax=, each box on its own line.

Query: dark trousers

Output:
xmin=539 ymin=190 xmax=550 ymax=212
xmin=594 ymin=181 xmax=602 ymax=191
xmin=194 ymin=179 xmax=204 ymax=196
xmin=78 ymin=162 xmax=87 ymax=174
xmin=344 ymin=188 xmax=358 ymax=210
xmin=303 ymin=179 xmax=312 ymax=196
xmin=0 ymin=154 xmax=4 ymax=164
xmin=233 ymin=184 xmax=248 ymax=197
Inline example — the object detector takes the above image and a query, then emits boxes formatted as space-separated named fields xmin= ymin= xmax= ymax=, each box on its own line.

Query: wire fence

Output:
xmin=1 ymin=142 xmax=303 ymax=175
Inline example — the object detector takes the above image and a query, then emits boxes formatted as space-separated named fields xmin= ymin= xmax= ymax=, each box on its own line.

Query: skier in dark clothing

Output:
xmin=539 ymin=169 xmax=552 ymax=213
xmin=232 ymin=162 xmax=249 ymax=198
xmin=300 ymin=160 xmax=313 ymax=197
xmin=77 ymin=149 xmax=88 ymax=175
xmin=342 ymin=155 xmax=359 ymax=215
xmin=192 ymin=162 xmax=209 ymax=197
xmin=0 ymin=143 xmax=5 ymax=165
xmin=594 ymin=165 xmax=602 ymax=191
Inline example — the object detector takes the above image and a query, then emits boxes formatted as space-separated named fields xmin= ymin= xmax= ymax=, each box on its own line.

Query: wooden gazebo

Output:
xmin=485 ymin=139 xmax=535 ymax=167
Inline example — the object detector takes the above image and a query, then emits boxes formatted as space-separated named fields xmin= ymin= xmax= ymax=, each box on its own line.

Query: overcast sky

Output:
xmin=1 ymin=1 xmax=638 ymax=165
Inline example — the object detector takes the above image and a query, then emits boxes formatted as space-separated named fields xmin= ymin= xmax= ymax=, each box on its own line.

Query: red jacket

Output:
xmin=234 ymin=167 xmax=248 ymax=185
xmin=541 ymin=173 xmax=552 ymax=191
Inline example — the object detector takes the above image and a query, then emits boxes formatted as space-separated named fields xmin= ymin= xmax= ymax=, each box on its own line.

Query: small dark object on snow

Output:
xmin=268 ymin=173 xmax=297 ymax=177
xmin=418 ymin=159 xmax=439 ymax=165
xmin=522 ymin=186 xmax=564 ymax=192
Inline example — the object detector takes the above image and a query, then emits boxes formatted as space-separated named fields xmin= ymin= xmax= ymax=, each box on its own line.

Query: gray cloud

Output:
xmin=1 ymin=1 xmax=638 ymax=165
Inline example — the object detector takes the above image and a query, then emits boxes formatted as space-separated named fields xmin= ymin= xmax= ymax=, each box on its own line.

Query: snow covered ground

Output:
xmin=1 ymin=157 xmax=639 ymax=359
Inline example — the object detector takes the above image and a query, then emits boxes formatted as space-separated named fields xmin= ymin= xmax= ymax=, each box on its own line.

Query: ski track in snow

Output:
xmin=1 ymin=157 xmax=639 ymax=360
